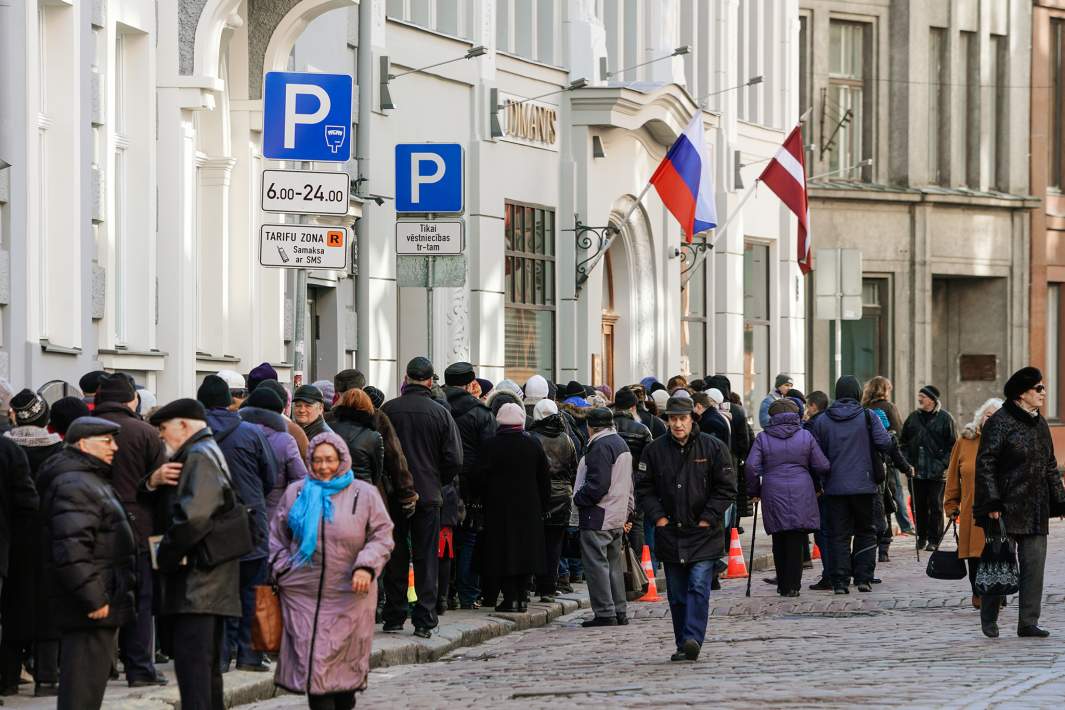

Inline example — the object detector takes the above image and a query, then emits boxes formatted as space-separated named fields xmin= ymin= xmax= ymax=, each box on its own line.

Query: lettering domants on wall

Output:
xmin=499 ymin=93 xmax=559 ymax=150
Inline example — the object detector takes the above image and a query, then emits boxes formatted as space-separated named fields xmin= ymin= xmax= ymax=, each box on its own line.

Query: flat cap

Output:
xmin=292 ymin=384 xmax=324 ymax=405
xmin=149 ymin=398 xmax=207 ymax=426
xmin=406 ymin=356 xmax=435 ymax=381
xmin=663 ymin=396 xmax=695 ymax=417
xmin=65 ymin=416 xmax=121 ymax=445
xmin=587 ymin=407 xmax=615 ymax=429
xmin=444 ymin=361 xmax=476 ymax=387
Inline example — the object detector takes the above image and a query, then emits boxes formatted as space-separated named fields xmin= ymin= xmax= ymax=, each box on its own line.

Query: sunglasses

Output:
xmin=1034 ymin=384 xmax=1047 ymax=393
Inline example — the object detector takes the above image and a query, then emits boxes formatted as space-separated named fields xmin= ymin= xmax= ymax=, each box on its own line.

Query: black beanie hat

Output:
xmin=613 ymin=387 xmax=637 ymax=410
xmin=10 ymin=389 xmax=49 ymax=428
xmin=95 ymin=373 xmax=137 ymax=406
xmin=79 ymin=370 xmax=108 ymax=395
xmin=1004 ymin=367 xmax=1043 ymax=402
xmin=245 ymin=387 xmax=284 ymax=414
xmin=50 ymin=396 xmax=91 ymax=436
xmin=919 ymin=385 xmax=941 ymax=404
xmin=834 ymin=375 xmax=862 ymax=402
xmin=363 ymin=386 xmax=385 ymax=410
xmin=149 ymin=398 xmax=207 ymax=426
xmin=197 ymin=375 xmax=233 ymax=410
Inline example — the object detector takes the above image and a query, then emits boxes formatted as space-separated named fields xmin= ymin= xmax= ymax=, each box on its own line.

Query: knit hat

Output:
xmin=444 ymin=362 xmax=476 ymax=387
xmin=312 ymin=380 xmax=336 ymax=407
xmin=247 ymin=363 xmax=279 ymax=391
xmin=587 ymin=407 xmax=614 ymax=429
xmin=334 ymin=369 xmax=366 ymax=394
xmin=306 ymin=431 xmax=353 ymax=479
xmin=216 ymin=369 xmax=247 ymax=392
xmin=775 ymin=373 xmax=794 ymax=389
xmin=406 ymin=357 xmax=435 ymax=381
xmin=707 ymin=388 xmax=724 ymax=405
xmin=245 ymin=387 xmax=284 ymax=414
xmin=79 ymin=370 xmax=108 ymax=395
xmin=834 ymin=375 xmax=862 ymax=402
xmin=475 ymin=379 xmax=493 ymax=398
xmin=595 ymin=384 xmax=613 ymax=402
xmin=135 ymin=387 xmax=157 ymax=414
xmin=672 ymin=389 xmax=693 ymax=400
xmin=533 ymin=399 xmax=558 ymax=421
xmin=149 ymin=398 xmax=207 ymax=426
xmin=65 ymin=416 xmax=121 ymax=445
xmin=10 ymin=389 xmax=49 ymax=428
xmin=95 ymin=373 xmax=137 ymax=405
xmin=919 ymin=385 xmax=941 ymax=404
xmin=50 ymin=397 xmax=91 ymax=436
xmin=197 ymin=375 xmax=233 ymax=410
xmin=292 ymin=385 xmax=324 ymax=405
xmin=0 ymin=378 xmax=14 ymax=414
xmin=494 ymin=379 xmax=524 ymax=404
xmin=614 ymin=387 xmax=637 ymax=410
xmin=363 ymin=386 xmax=385 ymax=410
xmin=1004 ymin=367 xmax=1043 ymax=402
xmin=640 ymin=376 xmax=661 ymax=392
xmin=524 ymin=375 xmax=549 ymax=403
xmin=496 ymin=402 xmax=526 ymax=428
xmin=651 ymin=389 xmax=670 ymax=412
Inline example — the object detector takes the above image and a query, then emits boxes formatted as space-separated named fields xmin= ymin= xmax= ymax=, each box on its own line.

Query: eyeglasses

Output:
xmin=1034 ymin=384 xmax=1047 ymax=393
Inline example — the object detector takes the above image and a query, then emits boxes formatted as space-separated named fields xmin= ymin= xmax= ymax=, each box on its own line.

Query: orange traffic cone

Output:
xmin=812 ymin=542 xmax=822 ymax=560
xmin=724 ymin=528 xmax=749 ymax=579
xmin=637 ymin=545 xmax=661 ymax=602
xmin=406 ymin=563 xmax=417 ymax=604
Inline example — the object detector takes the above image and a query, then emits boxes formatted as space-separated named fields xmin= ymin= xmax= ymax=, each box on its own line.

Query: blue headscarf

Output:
xmin=288 ymin=471 xmax=355 ymax=567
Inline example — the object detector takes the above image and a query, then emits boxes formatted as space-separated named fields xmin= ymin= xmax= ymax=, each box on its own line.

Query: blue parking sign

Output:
xmin=263 ymin=72 xmax=352 ymax=162
xmin=395 ymin=144 xmax=463 ymax=213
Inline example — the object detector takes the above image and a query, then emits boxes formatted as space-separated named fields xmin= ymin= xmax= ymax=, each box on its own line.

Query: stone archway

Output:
xmin=606 ymin=194 xmax=657 ymax=384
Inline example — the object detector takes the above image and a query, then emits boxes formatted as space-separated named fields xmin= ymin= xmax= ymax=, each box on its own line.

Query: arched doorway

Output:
xmin=601 ymin=253 xmax=618 ymax=391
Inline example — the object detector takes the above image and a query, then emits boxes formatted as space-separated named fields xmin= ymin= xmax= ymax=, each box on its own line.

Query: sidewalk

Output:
xmin=2 ymin=589 xmax=593 ymax=709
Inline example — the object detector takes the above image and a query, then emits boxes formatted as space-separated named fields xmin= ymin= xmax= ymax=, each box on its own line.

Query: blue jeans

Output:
xmin=455 ymin=527 xmax=480 ymax=605
xmin=642 ymin=517 xmax=658 ymax=571
xmin=663 ymin=560 xmax=714 ymax=650
xmin=558 ymin=527 xmax=583 ymax=579
xmin=814 ymin=496 xmax=833 ymax=580
xmin=222 ymin=558 xmax=266 ymax=667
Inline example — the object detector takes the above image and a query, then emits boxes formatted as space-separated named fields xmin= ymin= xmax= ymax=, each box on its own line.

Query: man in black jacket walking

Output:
xmin=443 ymin=362 xmax=496 ymax=610
xmin=39 ymin=417 xmax=136 ymax=710
xmin=381 ymin=358 xmax=463 ymax=638
xmin=901 ymin=385 xmax=957 ymax=551
xmin=92 ymin=374 xmax=168 ymax=687
xmin=636 ymin=397 xmax=736 ymax=662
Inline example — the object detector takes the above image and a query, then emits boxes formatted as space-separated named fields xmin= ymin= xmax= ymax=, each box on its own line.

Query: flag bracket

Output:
xmin=569 ymin=216 xmax=619 ymax=296
xmin=680 ymin=237 xmax=712 ymax=278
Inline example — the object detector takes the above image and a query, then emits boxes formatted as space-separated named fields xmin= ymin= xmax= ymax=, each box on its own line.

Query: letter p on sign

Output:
xmin=394 ymin=143 xmax=463 ymax=214
xmin=263 ymin=72 xmax=352 ymax=162
xmin=410 ymin=153 xmax=446 ymax=203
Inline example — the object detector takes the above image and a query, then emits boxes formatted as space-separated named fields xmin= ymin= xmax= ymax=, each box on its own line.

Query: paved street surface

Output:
xmin=250 ymin=519 xmax=1065 ymax=710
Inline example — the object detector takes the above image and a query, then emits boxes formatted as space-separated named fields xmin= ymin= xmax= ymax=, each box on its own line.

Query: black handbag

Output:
xmin=198 ymin=443 xmax=254 ymax=567
xmin=925 ymin=519 xmax=968 ymax=580
xmin=974 ymin=518 xmax=1019 ymax=596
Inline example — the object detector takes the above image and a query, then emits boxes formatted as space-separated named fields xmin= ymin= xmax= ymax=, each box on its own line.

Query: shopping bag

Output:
xmin=925 ymin=519 xmax=968 ymax=580
xmin=622 ymin=539 xmax=649 ymax=601
xmin=974 ymin=518 xmax=1019 ymax=596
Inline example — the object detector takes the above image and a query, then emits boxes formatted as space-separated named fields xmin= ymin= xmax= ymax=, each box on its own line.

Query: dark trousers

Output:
xmin=171 ymin=614 xmax=225 ymax=710
xmin=874 ymin=489 xmax=892 ymax=556
xmin=626 ymin=509 xmax=645 ymax=558
xmin=771 ymin=531 xmax=806 ymax=593
xmin=823 ymin=494 xmax=877 ymax=586
xmin=436 ymin=542 xmax=453 ymax=611
xmin=454 ymin=527 xmax=480 ymax=605
xmin=499 ymin=575 xmax=528 ymax=605
xmin=383 ymin=505 xmax=441 ymax=630
xmin=58 ymin=626 xmax=117 ymax=710
xmin=814 ymin=496 xmax=833 ymax=580
xmin=967 ymin=558 xmax=979 ymax=596
xmin=1 ymin=637 xmax=60 ymax=688
xmin=981 ymin=534 xmax=1048 ymax=630
xmin=120 ymin=551 xmax=158 ymax=681
xmin=536 ymin=526 xmax=567 ymax=596
xmin=663 ymin=560 xmax=714 ymax=650
xmin=307 ymin=690 xmax=356 ymax=710
xmin=913 ymin=479 xmax=946 ymax=544
xmin=222 ymin=557 xmax=267 ymax=668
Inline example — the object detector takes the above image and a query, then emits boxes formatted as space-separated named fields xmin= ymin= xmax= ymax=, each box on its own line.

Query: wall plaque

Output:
xmin=959 ymin=354 xmax=997 ymax=381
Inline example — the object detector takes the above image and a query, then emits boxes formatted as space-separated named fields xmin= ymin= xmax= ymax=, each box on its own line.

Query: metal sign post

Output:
xmin=814 ymin=248 xmax=863 ymax=385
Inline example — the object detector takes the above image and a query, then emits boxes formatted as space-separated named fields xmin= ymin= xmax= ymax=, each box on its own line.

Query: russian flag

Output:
xmin=649 ymin=113 xmax=717 ymax=243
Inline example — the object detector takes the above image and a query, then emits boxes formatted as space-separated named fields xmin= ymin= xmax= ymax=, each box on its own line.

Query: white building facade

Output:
xmin=0 ymin=0 xmax=804 ymax=415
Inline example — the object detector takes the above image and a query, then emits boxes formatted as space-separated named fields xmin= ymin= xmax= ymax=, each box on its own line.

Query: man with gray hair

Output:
xmin=574 ymin=407 xmax=634 ymax=628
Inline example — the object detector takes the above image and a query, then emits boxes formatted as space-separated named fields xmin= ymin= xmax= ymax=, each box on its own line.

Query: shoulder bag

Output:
xmin=199 ymin=438 xmax=255 ymax=567
xmin=864 ymin=410 xmax=888 ymax=485
xmin=974 ymin=518 xmax=1019 ymax=596
xmin=252 ymin=552 xmax=284 ymax=653
xmin=622 ymin=537 xmax=649 ymax=601
xmin=925 ymin=518 xmax=968 ymax=580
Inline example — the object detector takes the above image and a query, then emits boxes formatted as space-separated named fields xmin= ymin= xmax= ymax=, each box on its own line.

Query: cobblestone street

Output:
xmin=252 ymin=520 xmax=1065 ymax=709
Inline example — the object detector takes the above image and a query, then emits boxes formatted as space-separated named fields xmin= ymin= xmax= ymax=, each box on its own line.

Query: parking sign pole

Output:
xmin=426 ymin=257 xmax=434 ymax=360
xmin=293 ymin=162 xmax=311 ymax=387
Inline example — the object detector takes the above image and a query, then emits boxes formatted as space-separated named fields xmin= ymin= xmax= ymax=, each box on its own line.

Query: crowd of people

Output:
xmin=0 ymin=360 xmax=1062 ymax=708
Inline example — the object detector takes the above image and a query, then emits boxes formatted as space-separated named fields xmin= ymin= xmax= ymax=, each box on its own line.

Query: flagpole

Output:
xmin=681 ymin=180 xmax=759 ymax=285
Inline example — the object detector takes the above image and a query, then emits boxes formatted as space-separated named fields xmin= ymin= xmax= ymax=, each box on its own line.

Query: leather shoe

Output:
xmin=459 ymin=601 xmax=481 ymax=610
xmin=236 ymin=663 xmax=270 ymax=673
xmin=856 ymin=582 xmax=873 ymax=593
xmin=783 ymin=590 xmax=800 ymax=598
xmin=616 ymin=613 xmax=629 ymax=625
xmin=809 ymin=578 xmax=833 ymax=591
xmin=128 ymin=673 xmax=169 ymax=687
xmin=833 ymin=585 xmax=849 ymax=595
xmin=494 ymin=602 xmax=519 ymax=612
xmin=1018 ymin=626 xmax=1050 ymax=638
xmin=670 ymin=651 xmax=689 ymax=662
xmin=34 ymin=683 xmax=59 ymax=698
xmin=581 ymin=616 xmax=618 ymax=628
xmin=682 ymin=639 xmax=701 ymax=661
xmin=763 ymin=576 xmax=778 ymax=585
xmin=982 ymin=622 xmax=1000 ymax=638
xmin=382 ymin=621 xmax=404 ymax=632
xmin=413 ymin=627 xmax=433 ymax=639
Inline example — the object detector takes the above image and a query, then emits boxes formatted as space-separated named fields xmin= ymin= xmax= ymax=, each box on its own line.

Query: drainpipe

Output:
xmin=354 ymin=0 xmax=372 ymax=375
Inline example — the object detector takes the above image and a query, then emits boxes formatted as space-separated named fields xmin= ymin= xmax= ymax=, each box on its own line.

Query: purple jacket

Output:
xmin=240 ymin=407 xmax=308 ymax=519
xmin=746 ymin=412 xmax=830 ymax=534
xmin=269 ymin=478 xmax=394 ymax=696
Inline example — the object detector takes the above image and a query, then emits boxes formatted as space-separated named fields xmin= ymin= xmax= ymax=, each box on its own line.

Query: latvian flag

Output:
xmin=758 ymin=126 xmax=811 ymax=274
xmin=649 ymin=113 xmax=717 ymax=243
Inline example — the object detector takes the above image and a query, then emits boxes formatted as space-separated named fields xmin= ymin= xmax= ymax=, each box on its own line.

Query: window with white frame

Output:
xmin=496 ymin=0 xmax=557 ymax=65
xmin=825 ymin=20 xmax=869 ymax=180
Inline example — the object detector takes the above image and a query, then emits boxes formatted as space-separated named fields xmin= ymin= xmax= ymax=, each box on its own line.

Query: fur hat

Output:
xmin=50 ymin=397 xmax=91 ymax=436
xmin=587 ymin=407 xmax=615 ymax=429
xmin=444 ymin=362 xmax=476 ymax=387
xmin=613 ymin=387 xmax=637 ymax=410
xmin=1004 ymin=367 xmax=1043 ymax=402
xmin=95 ymin=373 xmax=137 ymax=405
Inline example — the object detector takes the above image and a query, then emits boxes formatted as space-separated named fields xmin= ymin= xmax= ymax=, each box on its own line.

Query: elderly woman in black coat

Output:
xmin=470 ymin=402 xmax=550 ymax=612
xmin=974 ymin=367 xmax=1065 ymax=639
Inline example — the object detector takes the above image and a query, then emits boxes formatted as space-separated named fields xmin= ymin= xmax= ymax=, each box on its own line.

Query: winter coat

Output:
xmin=300 ymin=416 xmax=333 ymax=441
xmin=374 ymin=410 xmax=418 ymax=510
xmin=698 ymin=408 xmax=731 ymax=447
xmin=866 ymin=399 xmax=903 ymax=434
xmin=573 ymin=429 xmax=633 ymax=531
xmin=328 ymin=406 xmax=384 ymax=486
xmin=206 ymin=409 xmax=276 ymax=560
xmin=901 ymin=409 xmax=957 ymax=481
xmin=613 ymin=411 xmax=653 ymax=472
xmin=745 ymin=412 xmax=829 ymax=534
xmin=37 ymin=448 xmax=137 ymax=632
xmin=148 ymin=428 xmax=241 ymax=618
xmin=469 ymin=431 xmax=549 ymax=577
xmin=270 ymin=478 xmax=394 ymax=696
xmin=440 ymin=483 xmax=465 ymax=528
xmin=288 ymin=418 xmax=310 ymax=461
xmin=93 ymin=402 xmax=167 ymax=546
xmin=240 ymin=406 xmax=308 ymax=520
xmin=944 ymin=430 xmax=984 ymax=558
xmin=635 ymin=427 xmax=737 ymax=564
xmin=380 ymin=384 xmax=463 ymax=507
xmin=528 ymin=414 xmax=578 ymax=527
xmin=560 ymin=403 xmax=591 ymax=455
xmin=637 ymin=404 xmax=669 ymax=440
xmin=758 ymin=390 xmax=785 ymax=429
xmin=1 ymin=428 xmax=53 ymax=641
xmin=809 ymin=400 xmax=909 ymax=496
xmin=974 ymin=400 xmax=1063 ymax=535
xmin=444 ymin=386 xmax=497 ymax=527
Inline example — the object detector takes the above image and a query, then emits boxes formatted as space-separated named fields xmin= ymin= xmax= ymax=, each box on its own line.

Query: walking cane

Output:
xmin=745 ymin=501 xmax=760 ymax=597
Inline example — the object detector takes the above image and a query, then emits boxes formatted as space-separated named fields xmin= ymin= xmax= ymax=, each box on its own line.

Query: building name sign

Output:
xmin=499 ymin=93 xmax=559 ymax=151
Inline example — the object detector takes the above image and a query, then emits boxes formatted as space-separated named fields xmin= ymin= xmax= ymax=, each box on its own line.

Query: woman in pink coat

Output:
xmin=270 ymin=431 xmax=394 ymax=710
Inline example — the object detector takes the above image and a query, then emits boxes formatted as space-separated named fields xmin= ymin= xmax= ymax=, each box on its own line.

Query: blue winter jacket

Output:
xmin=808 ymin=399 xmax=898 ymax=496
xmin=206 ymin=409 xmax=277 ymax=560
